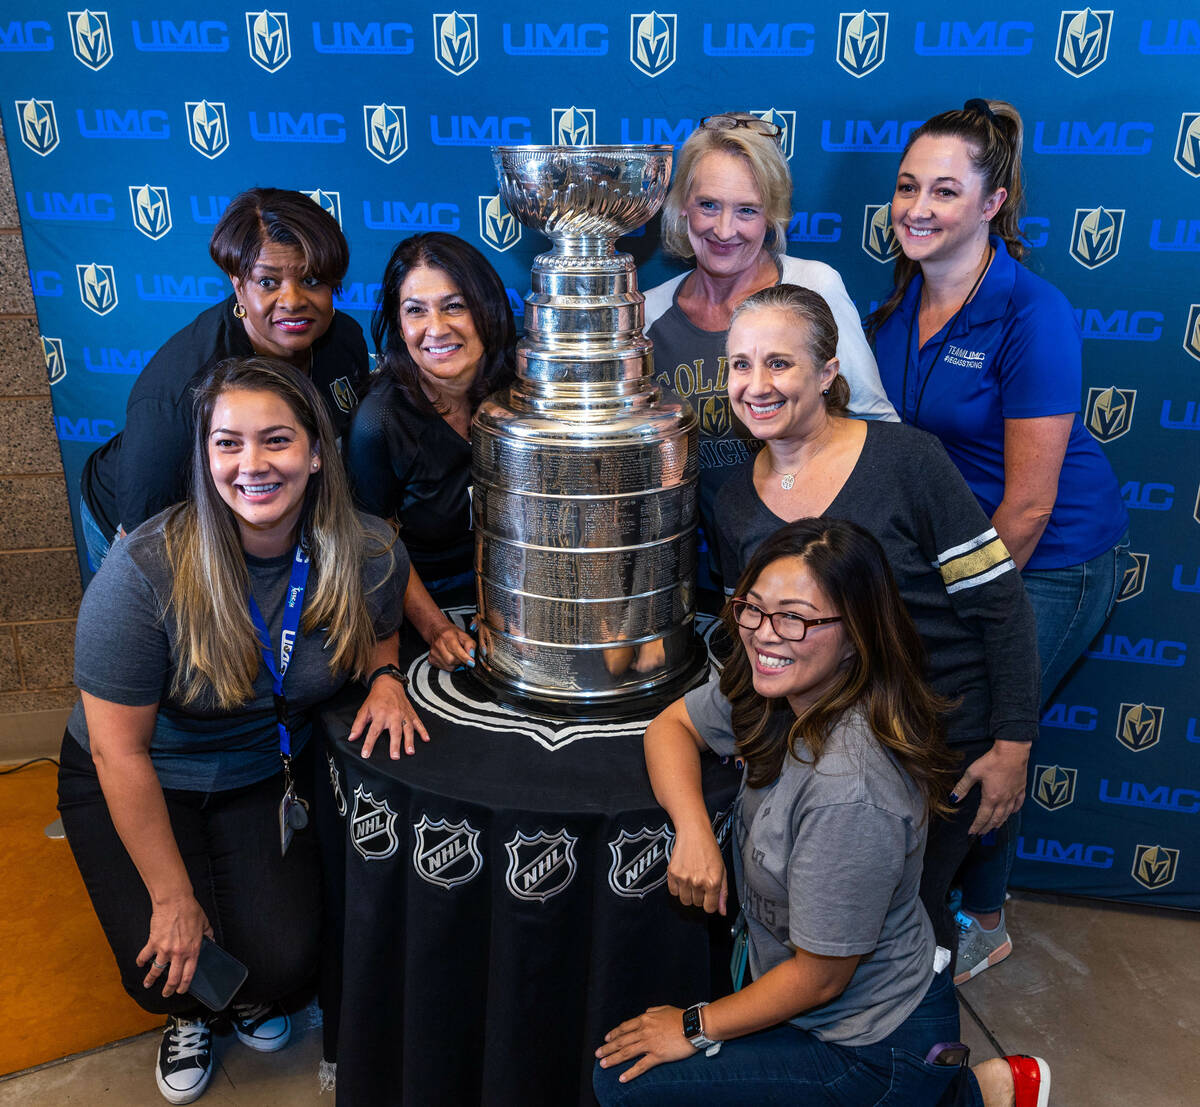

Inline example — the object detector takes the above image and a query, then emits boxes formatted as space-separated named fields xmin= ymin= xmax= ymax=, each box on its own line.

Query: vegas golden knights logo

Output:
xmin=1131 ymin=843 xmax=1179 ymax=890
xmin=76 ymin=262 xmax=118 ymax=316
xmin=1116 ymin=552 xmax=1148 ymax=603
xmin=1116 ymin=702 xmax=1164 ymax=752
xmin=302 ymin=189 xmax=342 ymax=226
xmin=1173 ymin=112 xmax=1200 ymax=178
xmin=1055 ymin=9 xmax=1112 ymax=77
xmin=1084 ymin=386 xmax=1135 ymax=442
xmin=69 ymin=9 xmax=114 ymax=70
xmin=42 ymin=337 xmax=66 ymax=385
xmin=1070 ymin=206 xmax=1123 ymax=269
xmin=15 ymin=99 xmax=59 ymax=156
xmin=1184 ymin=305 xmax=1200 ymax=363
xmin=331 ymin=377 xmax=357 ymax=414
xmin=478 ymin=195 xmax=521 ymax=252
xmin=837 ymin=11 xmax=888 ymax=78
xmin=630 ymin=12 xmax=676 ymax=77
xmin=862 ymin=203 xmax=899 ymax=263
xmin=552 ymin=107 xmax=596 ymax=146
xmin=699 ymin=396 xmax=730 ymax=437
xmin=129 ymin=185 xmax=172 ymax=240
xmin=433 ymin=11 xmax=478 ymax=75
xmin=751 ymin=109 xmax=796 ymax=159
xmin=364 ymin=104 xmax=407 ymax=163
xmin=185 ymin=100 xmax=230 ymax=159
xmin=1033 ymin=765 xmax=1077 ymax=812
xmin=246 ymin=10 xmax=291 ymax=71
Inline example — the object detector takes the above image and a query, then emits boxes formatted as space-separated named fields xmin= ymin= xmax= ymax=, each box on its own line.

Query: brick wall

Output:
xmin=0 ymin=120 xmax=80 ymax=760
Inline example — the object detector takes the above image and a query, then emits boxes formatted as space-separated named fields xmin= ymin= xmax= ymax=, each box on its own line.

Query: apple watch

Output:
xmin=682 ymin=1002 xmax=722 ymax=1055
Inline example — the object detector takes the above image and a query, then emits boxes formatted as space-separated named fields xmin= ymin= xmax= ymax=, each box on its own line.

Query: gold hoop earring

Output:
xmin=233 ymin=303 xmax=247 ymax=319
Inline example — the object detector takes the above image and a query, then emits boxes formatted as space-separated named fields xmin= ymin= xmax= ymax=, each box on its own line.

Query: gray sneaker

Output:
xmin=954 ymin=909 xmax=1012 ymax=985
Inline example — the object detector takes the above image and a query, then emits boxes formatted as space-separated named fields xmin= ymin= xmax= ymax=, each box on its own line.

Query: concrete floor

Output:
xmin=1 ymin=891 xmax=1195 ymax=1105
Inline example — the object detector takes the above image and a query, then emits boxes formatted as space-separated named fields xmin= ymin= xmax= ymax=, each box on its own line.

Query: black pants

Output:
xmin=919 ymin=739 xmax=992 ymax=959
xmin=57 ymin=731 xmax=321 ymax=1018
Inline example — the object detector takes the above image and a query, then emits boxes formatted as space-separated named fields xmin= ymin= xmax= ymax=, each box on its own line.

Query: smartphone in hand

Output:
xmin=187 ymin=936 xmax=249 ymax=1011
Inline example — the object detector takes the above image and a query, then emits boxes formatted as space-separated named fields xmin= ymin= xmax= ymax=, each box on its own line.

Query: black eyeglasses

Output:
xmin=730 ymin=599 xmax=843 ymax=641
xmin=699 ymin=113 xmax=783 ymax=142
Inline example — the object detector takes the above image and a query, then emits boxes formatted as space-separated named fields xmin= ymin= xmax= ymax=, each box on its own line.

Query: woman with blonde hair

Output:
xmin=58 ymin=357 xmax=422 ymax=1104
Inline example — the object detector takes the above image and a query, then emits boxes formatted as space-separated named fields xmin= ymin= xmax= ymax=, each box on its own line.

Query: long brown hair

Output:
xmin=867 ymin=98 xmax=1027 ymax=338
xmin=719 ymin=519 xmax=956 ymax=811
xmin=165 ymin=356 xmax=386 ymax=708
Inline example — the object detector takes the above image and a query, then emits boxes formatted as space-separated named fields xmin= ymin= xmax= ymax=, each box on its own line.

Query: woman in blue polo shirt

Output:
xmin=869 ymin=98 xmax=1129 ymax=986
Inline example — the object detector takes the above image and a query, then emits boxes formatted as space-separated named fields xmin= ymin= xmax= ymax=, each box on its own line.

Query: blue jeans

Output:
xmin=593 ymin=968 xmax=982 ymax=1106
xmin=961 ymin=535 xmax=1131 ymax=914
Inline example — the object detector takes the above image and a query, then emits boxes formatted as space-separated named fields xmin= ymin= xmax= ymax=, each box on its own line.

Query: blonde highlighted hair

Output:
xmin=165 ymin=356 xmax=387 ymax=708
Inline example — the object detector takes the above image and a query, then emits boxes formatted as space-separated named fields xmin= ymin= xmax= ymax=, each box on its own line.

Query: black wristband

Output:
xmin=364 ymin=664 xmax=408 ymax=690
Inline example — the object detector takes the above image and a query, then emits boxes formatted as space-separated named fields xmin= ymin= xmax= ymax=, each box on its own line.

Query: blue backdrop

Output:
xmin=2 ymin=2 xmax=1196 ymax=908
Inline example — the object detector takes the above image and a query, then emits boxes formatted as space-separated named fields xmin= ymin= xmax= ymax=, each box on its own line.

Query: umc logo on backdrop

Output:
xmin=702 ymin=21 xmax=814 ymax=56
xmin=1116 ymin=552 xmax=1149 ymax=603
xmin=1055 ymin=9 xmax=1112 ymax=76
xmin=312 ymin=21 xmax=412 ymax=54
xmin=76 ymin=262 xmax=117 ymax=315
xmin=69 ymin=9 xmax=113 ymax=69
xmin=364 ymin=104 xmax=407 ymax=163
xmin=1032 ymin=765 xmax=1077 ymax=812
xmin=42 ymin=336 xmax=66 ymax=385
xmin=478 ymin=195 xmax=521 ymax=252
xmin=246 ymin=10 xmax=290 ymax=71
xmin=837 ymin=11 xmax=887 ymax=77
xmin=129 ymin=185 xmax=171 ymax=240
xmin=302 ymin=189 xmax=341 ymax=225
xmin=1070 ymin=207 xmax=1124 ymax=268
xmin=186 ymin=100 xmax=229 ymax=158
xmin=861 ymin=203 xmax=899 ymax=262
xmin=1084 ymin=386 xmax=1135 ymax=441
xmin=15 ymin=98 xmax=59 ymax=155
xmin=1176 ymin=113 xmax=1200 ymax=178
xmin=1132 ymin=844 xmax=1179 ymax=890
xmin=752 ymin=109 xmax=796 ymax=159
xmin=630 ymin=12 xmax=676 ymax=77
xmin=503 ymin=22 xmax=608 ymax=55
xmin=552 ymin=107 xmax=596 ymax=146
xmin=1116 ymin=703 xmax=1164 ymax=752
xmin=433 ymin=11 xmax=478 ymax=74
xmin=0 ymin=20 xmax=53 ymax=50
xmin=913 ymin=20 xmax=1033 ymax=55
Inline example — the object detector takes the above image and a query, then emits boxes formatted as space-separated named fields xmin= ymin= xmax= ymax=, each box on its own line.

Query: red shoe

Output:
xmin=1005 ymin=1055 xmax=1050 ymax=1107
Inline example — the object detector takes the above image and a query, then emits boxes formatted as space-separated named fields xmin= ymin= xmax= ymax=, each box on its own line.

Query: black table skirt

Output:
xmin=314 ymin=641 xmax=739 ymax=1107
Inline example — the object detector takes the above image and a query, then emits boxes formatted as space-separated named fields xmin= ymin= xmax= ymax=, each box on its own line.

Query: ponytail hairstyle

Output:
xmin=718 ymin=519 xmax=957 ymax=813
xmin=165 ymin=356 xmax=386 ymax=708
xmin=867 ymin=98 xmax=1026 ymax=338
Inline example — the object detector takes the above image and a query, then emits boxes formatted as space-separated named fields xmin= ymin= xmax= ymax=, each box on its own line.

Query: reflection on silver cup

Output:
xmin=473 ymin=145 xmax=707 ymax=716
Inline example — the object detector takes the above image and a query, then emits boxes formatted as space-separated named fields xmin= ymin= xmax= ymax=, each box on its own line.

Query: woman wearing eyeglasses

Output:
xmin=594 ymin=520 xmax=1049 ymax=1106
xmin=707 ymin=285 xmax=1039 ymax=965
xmin=642 ymin=111 xmax=896 ymax=592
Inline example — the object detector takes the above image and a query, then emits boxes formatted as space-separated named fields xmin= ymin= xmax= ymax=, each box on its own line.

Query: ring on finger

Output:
xmin=152 ymin=959 xmax=168 ymax=970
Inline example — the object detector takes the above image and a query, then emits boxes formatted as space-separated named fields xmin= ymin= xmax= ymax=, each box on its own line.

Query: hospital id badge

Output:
xmin=279 ymin=786 xmax=309 ymax=856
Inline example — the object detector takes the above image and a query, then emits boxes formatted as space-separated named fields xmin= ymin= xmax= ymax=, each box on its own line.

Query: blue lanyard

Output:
xmin=247 ymin=544 xmax=311 ymax=761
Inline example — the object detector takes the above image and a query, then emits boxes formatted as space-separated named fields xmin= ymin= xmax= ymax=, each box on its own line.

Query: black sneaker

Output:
xmin=155 ymin=1015 xmax=212 ymax=1104
xmin=230 ymin=1001 xmax=291 ymax=1052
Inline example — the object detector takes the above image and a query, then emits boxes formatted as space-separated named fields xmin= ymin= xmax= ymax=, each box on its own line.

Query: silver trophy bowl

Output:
xmin=472 ymin=145 xmax=707 ymax=717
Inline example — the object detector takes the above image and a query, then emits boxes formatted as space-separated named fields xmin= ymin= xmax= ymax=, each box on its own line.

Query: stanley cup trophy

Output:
xmin=472 ymin=145 xmax=708 ymax=717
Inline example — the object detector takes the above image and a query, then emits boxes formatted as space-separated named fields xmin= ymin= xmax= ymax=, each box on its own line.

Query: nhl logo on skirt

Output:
xmin=350 ymin=784 xmax=399 ymax=861
xmin=607 ymin=826 xmax=674 ymax=899
xmin=504 ymin=829 xmax=578 ymax=903
xmin=413 ymin=814 xmax=483 ymax=890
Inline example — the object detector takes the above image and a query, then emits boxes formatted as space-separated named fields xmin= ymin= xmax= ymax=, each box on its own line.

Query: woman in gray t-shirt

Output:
xmin=594 ymin=520 xmax=1049 ymax=1106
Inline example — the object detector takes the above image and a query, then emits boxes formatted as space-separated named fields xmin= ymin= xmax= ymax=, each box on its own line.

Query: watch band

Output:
xmin=682 ymin=1002 xmax=722 ymax=1054
xmin=364 ymin=663 xmax=408 ymax=690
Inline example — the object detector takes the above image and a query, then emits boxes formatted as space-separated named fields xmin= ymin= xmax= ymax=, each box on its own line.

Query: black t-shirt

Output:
xmin=81 ymin=294 xmax=369 ymax=537
xmin=344 ymin=373 xmax=474 ymax=585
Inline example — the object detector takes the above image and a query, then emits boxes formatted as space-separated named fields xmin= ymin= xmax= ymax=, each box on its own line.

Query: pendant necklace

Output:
xmin=775 ymin=470 xmax=796 ymax=491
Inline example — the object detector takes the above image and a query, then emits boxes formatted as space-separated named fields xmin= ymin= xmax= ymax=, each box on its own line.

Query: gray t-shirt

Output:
xmin=684 ymin=675 xmax=934 ymax=1047
xmin=69 ymin=509 xmax=407 ymax=791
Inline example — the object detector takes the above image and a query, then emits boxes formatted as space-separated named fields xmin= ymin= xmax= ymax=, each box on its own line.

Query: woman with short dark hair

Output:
xmin=346 ymin=232 xmax=516 ymax=670
xmin=79 ymin=187 xmax=369 ymax=573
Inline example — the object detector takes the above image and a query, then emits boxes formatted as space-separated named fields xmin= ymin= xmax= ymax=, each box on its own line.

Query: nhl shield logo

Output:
xmin=479 ymin=195 xmax=521 ymax=252
xmin=505 ymin=828 xmax=578 ymax=903
xmin=413 ymin=814 xmax=483 ymax=890
xmin=69 ymin=9 xmax=113 ymax=70
xmin=434 ymin=12 xmax=478 ymax=75
xmin=699 ymin=396 xmax=730 ymax=437
xmin=326 ymin=753 xmax=347 ymax=818
xmin=1069 ymin=206 xmax=1123 ymax=269
xmin=1084 ymin=386 xmax=1135 ymax=442
xmin=1175 ymin=113 xmax=1200 ymax=179
xmin=1184 ymin=305 xmax=1200 ymax=363
xmin=302 ymin=189 xmax=342 ymax=225
xmin=607 ymin=826 xmax=674 ymax=899
xmin=630 ymin=12 xmax=676 ymax=78
xmin=1033 ymin=765 xmax=1077 ymax=812
xmin=129 ymin=185 xmax=172 ymax=240
xmin=1117 ymin=702 xmax=1164 ymax=752
xmin=552 ymin=107 xmax=596 ymax=146
xmin=1055 ymin=9 xmax=1112 ymax=77
xmin=751 ymin=109 xmax=795 ymax=159
xmin=838 ymin=11 xmax=888 ymax=78
xmin=330 ymin=376 xmax=357 ymax=413
xmin=1116 ymin=552 xmax=1149 ymax=603
xmin=350 ymin=785 xmax=399 ymax=861
xmin=862 ymin=203 xmax=899 ymax=262
xmin=15 ymin=99 xmax=59 ymax=156
xmin=364 ymin=103 xmax=407 ymax=163
xmin=186 ymin=100 xmax=230 ymax=159
xmin=1132 ymin=843 xmax=1179 ymax=891
xmin=246 ymin=10 xmax=291 ymax=72
xmin=41 ymin=337 xmax=66 ymax=385
xmin=76 ymin=263 xmax=117 ymax=316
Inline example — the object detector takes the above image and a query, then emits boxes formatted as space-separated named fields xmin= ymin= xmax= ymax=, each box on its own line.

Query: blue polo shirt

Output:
xmin=874 ymin=237 xmax=1127 ymax=571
